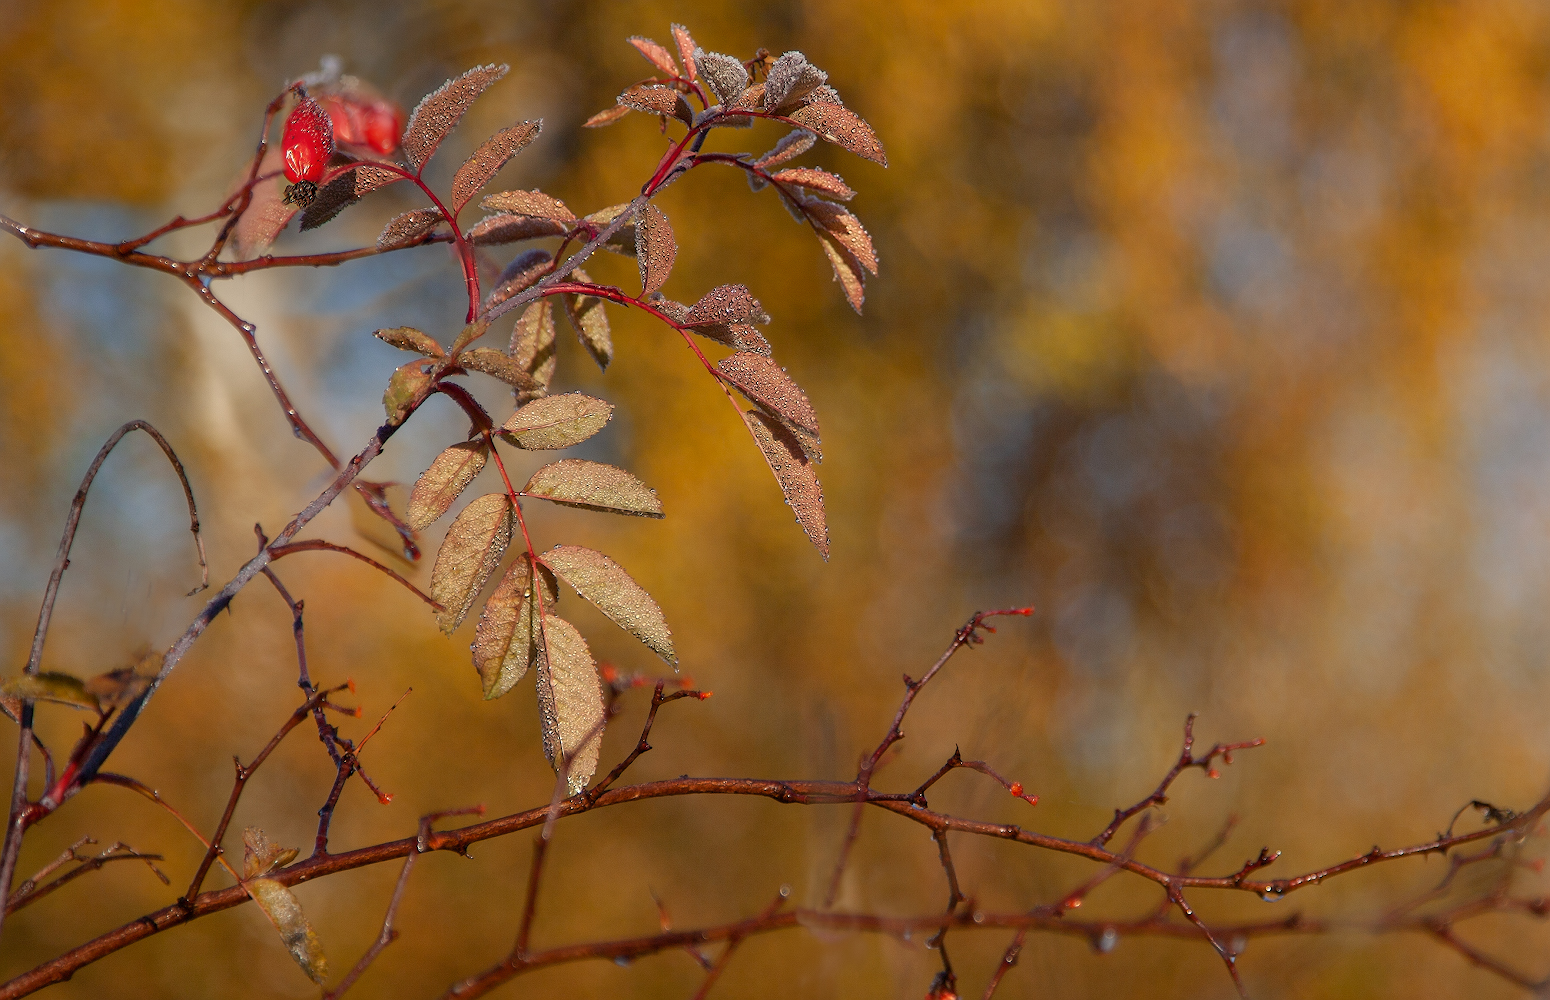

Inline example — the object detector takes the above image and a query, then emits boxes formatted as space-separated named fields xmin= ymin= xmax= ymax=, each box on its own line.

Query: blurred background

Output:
xmin=2 ymin=0 xmax=1548 ymax=996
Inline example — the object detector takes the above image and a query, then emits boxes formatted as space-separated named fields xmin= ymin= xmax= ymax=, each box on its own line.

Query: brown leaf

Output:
xmin=524 ymin=459 xmax=663 ymax=518
xmin=562 ymin=268 xmax=613 ymax=370
xmin=685 ymin=284 xmax=767 ymax=326
xmin=541 ymin=545 xmax=675 ymax=664
xmin=299 ymin=174 xmax=360 ymax=231
xmin=744 ymin=409 xmax=828 ymax=558
xmin=354 ymin=163 xmax=404 ymax=198
xmin=619 ymin=85 xmax=693 ymax=127
xmin=770 ymin=167 xmax=855 ymax=201
xmin=82 ymin=662 xmax=155 ymax=713
xmin=806 ymin=200 xmax=877 ymax=273
xmin=647 ymin=294 xmax=690 ymax=323
xmin=377 ymin=207 xmax=444 ymax=249
xmin=717 ymin=352 xmax=820 ymax=437
xmin=474 ymin=556 xmax=558 ymax=700
xmin=456 ymin=347 xmax=541 ymax=391
xmin=468 ymin=213 xmax=569 ymax=246
xmin=583 ymin=105 xmax=632 ymax=129
xmin=636 ymin=204 xmax=676 ymax=296
xmin=407 ymin=440 xmax=489 ymax=531
xmin=430 ymin=493 xmax=514 ymax=634
xmin=246 ymin=878 xmax=328 ymax=985
xmin=229 ymin=150 xmax=296 ymax=259
xmin=481 ymin=189 xmax=576 ymax=221
xmin=695 ymin=50 xmax=749 ymax=106
xmin=242 ymin=827 xmax=300 ymax=879
xmin=0 ymin=672 xmax=97 ymax=712
xmin=383 ymin=358 xmax=435 ymax=426
xmin=671 ymin=24 xmax=699 ymax=81
xmin=582 ymin=203 xmax=639 ymax=256
xmin=402 ymin=64 xmax=510 ymax=170
xmin=534 ymin=614 xmax=604 ymax=795
xmin=509 ymin=300 xmax=557 ymax=402
xmin=763 ymin=52 xmax=828 ymax=112
xmin=816 ymin=229 xmax=866 ymax=313
xmin=688 ymin=322 xmax=773 ymax=357
xmin=629 ymin=35 xmax=680 ymax=78
xmin=374 ymin=326 xmax=445 ymax=357
xmin=789 ymin=102 xmax=887 ymax=166
xmin=485 ymin=249 xmax=552 ymax=310
xmin=501 ymin=393 xmax=613 ymax=450
xmin=451 ymin=121 xmax=542 ymax=211
xmin=755 ymin=129 xmax=817 ymax=169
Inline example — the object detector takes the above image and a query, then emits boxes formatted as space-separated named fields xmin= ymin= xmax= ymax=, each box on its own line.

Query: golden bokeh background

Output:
xmin=2 ymin=0 xmax=1549 ymax=996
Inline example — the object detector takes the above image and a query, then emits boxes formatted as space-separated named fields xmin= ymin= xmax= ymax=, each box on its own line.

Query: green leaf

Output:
xmin=523 ymin=459 xmax=662 ymax=518
xmin=374 ymin=327 xmax=445 ymax=357
xmin=246 ymin=878 xmax=328 ymax=985
xmin=407 ymin=441 xmax=489 ymax=531
xmin=501 ymin=393 xmax=613 ymax=450
xmin=473 ymin=557 xmax=559 ymax=700
xmin=429 ymin=494 xmax=514 ymax=634
xmin=383 ymin=359 xmax=435 ymax=426
xmin=534 ymin=614 xmax=605 ymax=795
xmin=540 ymin=545 xmax=675 ymax=664
xmin=0 ymin=672 xmax=97 ymax=712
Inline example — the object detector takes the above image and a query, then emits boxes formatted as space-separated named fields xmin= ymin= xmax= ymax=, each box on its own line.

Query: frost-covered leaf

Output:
xmin=246 ymin=877 xmax=327 ymax=985
xmin=688 ymin=322 xmax=773 ymax=357
xmin=541 ymin=545 xmax=674 ymax=664
xmin=635 ymin=204 xmax=676 ymax=295
xmin=374 ymin=326 xmax=445 ymax=357
xmin=377 ymin=207 xmax=444 ymax=249
xmin=299 ymin=174 xmax=360 ymax=231
xmin=671 ymin=24 xmax=699 ymax=81
xmin=619 ymin=85 xmax=693 ymax=126
xmin=430 ymin=494 xmax=514 ymax=634
xmin=629 ymin=35 xmax=680 ymax=78
xmin=524 ymin=459 xmax=663 ymax=518
xmin=789 ymin=102 xmax=886 ymax=166
xmin=481 ymin=189 xmax=576 ymax=221
xmin=562 ymin=269 xmax=613 ymax=371
xmin=242 ymin=827 xmax=299 ymax=879
xmin=744 ymin=409 xmax=828 ymax=558
xmin=755 ymin=129 xmax=817 ymax=169
xmin=816 ymin=229 xmax=867 ymax=312
xmin=474 ymin=556 xmax=558 ymax=700
xmin=468 ymin=213 xmax=569 ymax=245
xmin=764 ymin=52 xmax=827 ymax=112
xmin=695 ymin=50 xmax=749 ymax=106
xmin=717 ymin=352 xmax=819 ymax=437
xmin=0 ymin=672 xmax=97 ymax=712
xmin=534 ymin=614 xmax=604 ymax=794
xmin=583 ymin=105 xmax=631 ymax=128
xmin=502 ymin=393 xmax=613 ymax=450
xmin=771 ymin=167 xmax=854 ymax=201
xmin=509 ymin=300 xmax=557 ymax=403
xmin=457 ymin=347 xmax=541 ymax=391
xmin=402 ymin=64 xmax=510 ymax=169
xmin=383 ymin=358 xmax=435 ymax=425
xmin=806 ymin=200 xmax=877 ymax=273
xmin=485 ymin=249 xmax=552 ymax=310
xmin=407 ymin=441 xmax=488 ymax=530
xmin=353 ymin=163 xmax=404 ymax=198
xmin=686 ymin=284 xmax=767 ymax=326
xmin=451 ymin=121 xmax=542 ymax=211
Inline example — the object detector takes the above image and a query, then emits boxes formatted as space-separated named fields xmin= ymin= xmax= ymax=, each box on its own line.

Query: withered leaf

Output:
xmin=402 ymin=64 xmax=510 ymax=170
xmin=619 ymin=85 xmax=693 ymax=127
xmin=457 ymin=347 xmax=541 ymax=391
xmin=509 ymin=300 xmax=557 ymax=402
xmin=562 ymin=269 xmax=613 ymax=371
xmin=770 ymin=167 xmax=855 ymax=201
xmin=717 ymin=352 xmax=819 ymax=437
xmin=430 ymin=493 xmax=514 ymax=634
xmin=755 ymin=129 xmax=817 ymax=169
xmin=629 ymin=35 xmax=681 ymax=78
xmin=229 ymin=151 xmax=296 ymax=259
xmin=789 ymin=102 xmax=887 ymax=166
xmin=806 ymin=200 xmax=877 ymax=273
xmin=407 ymin=440 xmax=489 ymax=531
xmin=481 ymin=189 xmax=576 ymax=222
xmin=451 ymin=121 xmax=542 ymax=211
xmin=636 ymin=203 xmax=676 ymax=296
xmin=383 ymin=358 xmax=435 ymax=426
xmin=474 ymin=556 xmax=558 ymax=700
xmin=695 ymin=50 xmax=750 ymax=106
xmin=763 ymin=51 xmax=828 ymax=112
xmin=534 ymin=613 xmax=604 ymax=795
xmin=377 ymin=207 xmax=444 ymax=249
xmin=583 ymin=105 xmax=632 ymax=129
xmin=242 ymin=827 xmax=299 ymax=879
xmin=671 ymin=24 xmax=699 ymax=82
xmin=374 ymin=326 xmax=445 ymax=357
xmin=541 ymin=545 xmax=675 ymax=664
xmin=485 ymin=249 xmax=552 ymax=310
xmin=524 ymin=459 xmax=663 ymax=518
xmin=744 ymin=409 xmax=828 ymax=558
xmin=82 ymin=664 xmax=155 ymax=713
xmin=468 ymin=213 xmax=569 ymax=246
xmin=686 ymin=284 xmax=766 ymax=327
xmin=299 ymin=174 xmax=360 ymax=231
xmin=246 ymin=878 xmax=328 ymax=985
xmin=0 ymin=672 xmax=97 ymax=712
xmin=816 ymin=229 xmax=867 ymax=313
xmin=502 ymin=393 xmax=613 ymax=450
xmin=354 ymin=163 xmax=404 ymax=198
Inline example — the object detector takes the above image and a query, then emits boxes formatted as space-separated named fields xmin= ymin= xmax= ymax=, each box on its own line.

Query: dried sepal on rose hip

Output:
xmin=281 ymin=95 xmax=336 ymax=207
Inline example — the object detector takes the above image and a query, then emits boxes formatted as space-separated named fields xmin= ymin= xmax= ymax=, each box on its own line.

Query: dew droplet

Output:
xmin=613 ymin=956 xmax=632 ymax=967
xmin=1096 ymin=927 xmax=1118 ymax=953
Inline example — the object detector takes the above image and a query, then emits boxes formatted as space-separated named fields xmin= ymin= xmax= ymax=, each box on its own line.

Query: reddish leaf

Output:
xmin=744 ymin=409 xmax=828 ymax=559
xmin=671 ymin=24 xmax=699 ymax=82
xmin=524 ymin=459 xmax=663 ymax=518
xmin=430 ymin=494 xmax=514 ymax=634
xmin=451 ymin=121 xmax=542 ymax=211
xmin=485 ymin=249 xmax=552 ymax=310
xmin=618 ymin=85 xmax=694 ymax=126
xmin=629 ymin=35 xmax=681 ymax=78
xmin=541 ymin=545 xmax=675 ymax=664
xmin=806 ymin=200 xmax=877 ymax=273
xmin=789 ymin=102 xmax=887 ymax=166
xmin=770 ymin=167 xmax=855 ymax=201
xmin=468 ymin=213 xmax=569 ymax=246
xmin=457 ymin=347 xmax=541 ymax=391
xmin=407 ymin=440 xmax=489 ymax=530
xmin=636 ymin=203 xmax=676 ymax=295
xmin=509 ymin=300 xmax=557 ymax=402
xmin=481 ymin=189 xmax=576 ymax=221
xmin=402 ymin=64 xmax=510 ymax=169
xmin=377 ymin=207 xmax=444 ymax=249
xmin=502 ymin=393 xmax=613 ymax=450
xmin=583 ymin=105 xmax=632 ymax=129
xmin=688 ymin=322 xmax=773 ymax=357
xmin=755 ymin=129 xmax=817 ymax=169
xmin=374 ymin=326 xmax=445 ymax=357
xmin=816 ymin=229 xmax=867 ymax=313
xmin=562 ymin=268 xmax=613 ymax=370
xmin=353 ymin=163 xmax=404 ymax=197
xmin=685 ymin=284 xmax=767 ymax=327
xmin=717 ymin=352 xmax=819 ymax=437
xmin=533 ymin=614 xmax=604 ymax=795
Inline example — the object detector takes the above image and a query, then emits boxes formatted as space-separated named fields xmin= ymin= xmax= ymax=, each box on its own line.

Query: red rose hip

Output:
xmin=281 ymin=95 xmax=335 ymax=206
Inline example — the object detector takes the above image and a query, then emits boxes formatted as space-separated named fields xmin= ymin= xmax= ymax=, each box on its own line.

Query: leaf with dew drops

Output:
xmin=694 ymin=50 xmax=749 ymax=106
xmin=629 ymin=35 xmax=680 ymax=78
xmin=562 ymin=269 xmax=613 ymax=370
xmin=789 ymin=102 xmax=887 ymax=166
xmin=383 ymin=358 xmax=435 ymax=425
xmin=376 ymin=207 xmax=444 ymax=249
xmin=771 ymin=167 xmax=855 ymax=201
xmin=474 ymin=556 xmax=558 ymax=700
xmin=374 ymin=326 xmax=445 ymax=357
xmin=401 ymin=64 xmax=510 ymax=170
xmin=502 ymin=393 xmax=613 ymax=450
xmin=430 ymin=494 xmax=513 ymax=634
xmin=717 ymin=352 xmax=820 ymax=438
xmin=509 ymin=299 xmax=557 ymax=403
xmin=743 ymin=409 xmax=828 ymax=558
xmin=451 ymin=121 xmax=542 ymax=212
xmin=407 ymin=440 xmax=488 ymax=531
xmin=534 ymin=613 xmax=605 ymax=795
xmin=541 ymin=545 xmax=675 ymax=665
xmin=636 ymin=204 xmax=676 ymax=296
xmin=524 ymin=459 xmax=663 ymax=518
